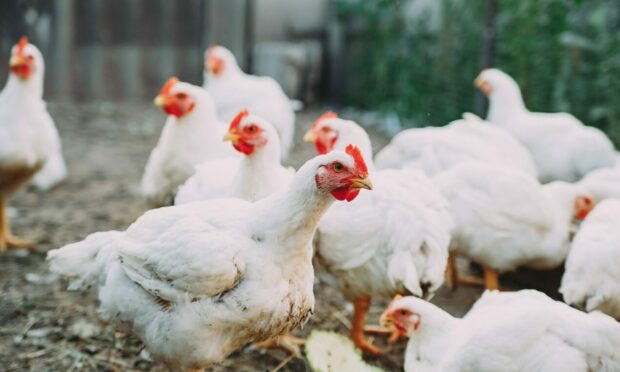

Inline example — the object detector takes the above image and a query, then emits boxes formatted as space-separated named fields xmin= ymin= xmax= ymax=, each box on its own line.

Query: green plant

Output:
xmin=336 ymin=0 xmax=620 ymax=144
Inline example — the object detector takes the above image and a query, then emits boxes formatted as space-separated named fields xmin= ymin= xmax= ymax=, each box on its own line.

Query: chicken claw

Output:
xmin=252 ymin=334 xmax=305 ymax=358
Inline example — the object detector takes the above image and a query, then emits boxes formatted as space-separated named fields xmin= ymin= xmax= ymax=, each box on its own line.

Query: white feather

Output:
xmin=49 ymin=150 xmax=366 ymax=370
xmin=141 ymin=82 xmax=238 ymax=207
xmin=480 ymin=68 xmax=615 ymax=183
xmin=204 ymin=46 xmax=295 ymax=159
xmin=175 ymin=114 xmax=294 ymax=204
xmin=393 ymin=290 xmax=620 ymax=372
xmin=434 ymin=162 xmax=587 ymax=272
xmin=312 ymin=118 xmax=452 ymax=300
xmin=374 ymin=113 xmax=537 ymax=178
xmin=561 ymin=198 xmax=620 ymax=319
xmin=0 ymin=42 xmax=62 ymax=193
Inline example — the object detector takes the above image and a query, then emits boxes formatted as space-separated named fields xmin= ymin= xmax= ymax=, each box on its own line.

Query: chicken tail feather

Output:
xmin=47 ymin=230 xmax=123 ymax=290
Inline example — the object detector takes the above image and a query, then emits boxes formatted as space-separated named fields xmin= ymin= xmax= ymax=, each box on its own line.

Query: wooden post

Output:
xmin=475 ymin=0 xmax=497 ymax=117
xmin=51 ymin=0 xmax=73 ymax=99
xmin=244 ymin=0 xmax=255 ymax=73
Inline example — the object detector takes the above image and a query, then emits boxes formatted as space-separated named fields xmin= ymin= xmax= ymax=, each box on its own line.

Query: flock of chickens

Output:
xmin=2 ymin=36 xmax=620 ymax=371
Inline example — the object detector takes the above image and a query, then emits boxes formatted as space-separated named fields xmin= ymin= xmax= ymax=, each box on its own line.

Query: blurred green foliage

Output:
xmin=336 ymin=0 xmax=620 ymax=144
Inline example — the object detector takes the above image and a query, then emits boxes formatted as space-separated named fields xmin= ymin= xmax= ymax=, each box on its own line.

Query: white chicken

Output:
xmin=476 ymin=68 xmax=616 ymax=183
xmin=434 ymin=162 xmax=594 ymax=289
xmin=304 ymin=113 xmax=452 ymax=354
xmin=381 ymin=290 xmax=620 ymax=372
xmin=0 ymin=36 xmax=64 ymax=252
xmin=561 ymin=198 xmax=620 ymax=320
xmin=204 ymin=45 xmax=295 ymax=158
xmin=175 ymin=109 xmax=293 ymax=204
xmin=576 ymin=164 xmax=620 ymax=203
xmin=374 ymin=112 xmax=537 ymax=177
xmin=141 ymin=77 xmax=236 ymax=207
xmin=48 ymin=148 xmax=372 ymax=371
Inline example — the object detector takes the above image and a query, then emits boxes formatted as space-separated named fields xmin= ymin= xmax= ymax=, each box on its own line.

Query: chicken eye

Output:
xmin=175 ymin=92 xmax=188 ymax=99
xmin=246 ymin=124 xmax=257 ymax=133
xmin=26 ymin=55 xmax=34 ymax=61
xmin=333 ymin=162 xmax=345 ymax=172
xmin=321 ymin=126 xmax=332 ymax=133
xmin=400 ymin=309 xmax=409 ymax=316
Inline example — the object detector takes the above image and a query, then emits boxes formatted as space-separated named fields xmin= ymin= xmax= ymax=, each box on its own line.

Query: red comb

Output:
xmin=159 ymin=77 xmax=178 ymax=96
xmin=312 ymin=111 xmax=338 ymax=129
xmin=16 ymin=36 xmax=28 ymax=56
xmin=345 ymin=144 xmax=368 ymax=175
xmin=229 ymin=109 xmax=249 ymax=131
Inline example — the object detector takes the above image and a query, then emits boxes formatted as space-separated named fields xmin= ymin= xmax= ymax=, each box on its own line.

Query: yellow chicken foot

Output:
xmin=252 ymin=334 xmax=305 ymax=358
xmin=0 ymin=199 xmax=35 ymax=254
xmin=483 ymin=266 xmax=500 ymax=290
xmin=351 ymin=297 xmax=382 ymax=355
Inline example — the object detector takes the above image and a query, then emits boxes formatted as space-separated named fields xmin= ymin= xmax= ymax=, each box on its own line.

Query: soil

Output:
xmin=0 ymin=102 xmax=535 ymax=371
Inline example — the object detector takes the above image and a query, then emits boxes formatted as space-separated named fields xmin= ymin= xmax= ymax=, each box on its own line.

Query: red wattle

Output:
xmin=164 ymin=104 xmax=184 ymax=118
xmin=10 ymin=64 xmax=32 ymax=79
xmin=233 ymin=140 xmax=255 ymax=155
xmin=330 ymin=187 xmax=361 ymax=202
xmin=315 ymin=136 xmax=337 ymax=155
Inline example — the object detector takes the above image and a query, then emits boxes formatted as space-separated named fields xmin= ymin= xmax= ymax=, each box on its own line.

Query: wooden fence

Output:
xmin=0 ymin=0 xmax=252 ymax=101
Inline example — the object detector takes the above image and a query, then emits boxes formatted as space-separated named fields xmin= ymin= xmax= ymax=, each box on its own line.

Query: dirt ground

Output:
xmin=0 ymin=102 xmax=549 ymax=371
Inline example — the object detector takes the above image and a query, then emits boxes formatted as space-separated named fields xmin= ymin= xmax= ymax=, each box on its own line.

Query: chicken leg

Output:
xmin=483 ymin=266 xmax=500 ymax=290
xmin=252 ymin=334 xmax=305 ymax=358
xmin=444 ymin=253 xmax=500 ymax=289
xmin=445 ymin=252 xmax=457 ymax=290
xmin=351 ymin=297 xmax=381 ymax=355
xmin=0 ymin=198 xmax=35 ymax=254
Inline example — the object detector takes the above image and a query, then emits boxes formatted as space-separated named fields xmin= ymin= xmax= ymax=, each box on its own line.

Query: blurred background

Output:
xmin=1 ymin=0 xmax=619 ymax=140
xmin=2 ymin=1 xmax=619 ymax=370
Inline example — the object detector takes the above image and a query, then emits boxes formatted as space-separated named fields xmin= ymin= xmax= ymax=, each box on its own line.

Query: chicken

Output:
xmin=576 ymin=164 xmax=620 ymax=203
xmin=374 ymin=112 xmax=537 ymax=177
xmin=141 ymin=77 xmax=236 ymax=207
xmin=304 ymin=113 xmax=452 ymax=354
xmin=48 ymin=147 xmax=372 ymax=371
xmin=0 ymin=36 xmax=63 ymax=252
xmin=434 ymin=162 xmax=593 ymax=290
xmin=30 ymin=148 xmax=67 ymax=191
xmin=175 ymin=109 xmax=293 ymax=204
xmin=204 ymin=45 xmax=295 ymax=158
xmin=561 ymin=198 xmax=620 ymax=320
xmin=476 ymin=68 xmax=616 ymax=183
xmin=381 ymin=290 xmax=620 ymax=372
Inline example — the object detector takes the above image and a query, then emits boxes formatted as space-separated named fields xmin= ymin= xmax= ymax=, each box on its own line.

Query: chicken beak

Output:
xmin=474 ymin=77 xmax=492 ymax=96
xmin=303 ymin=129 xmax=317 ymax=143
xmin=379 ymin=309 xmax=393 ymax=328
xmin=9 ymin=55 xmax=24 ymax=68
xmin=474 ymin=76 xmax=484 ymax=88
xmin=154 ymin=95 xmax=166 ymax=107
xmin=350 ymin=176 xmax=373 ymax=190
xmin=223 ymin=132 xmax=240 ymax=143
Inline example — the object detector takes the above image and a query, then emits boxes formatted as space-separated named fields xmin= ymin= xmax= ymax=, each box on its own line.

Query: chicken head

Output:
xmin=574 ymin=195 xmax=594 ymax=220
xmin=10 ymin=37 xmax=35 ymax=80
xmin=304 ymin=111 xmax=339 ymax=154
xmin=205 ymin=45 xmax=230 ymax=76
xmin=315 ymin=145 xmax=372 ymax=202
xmin=153 ymin=77 xmax=196 ymax=118
xmin=223 ymin=109 xmax=269 ymax=155
xmin=380 ymin=295 xmax=421 ymax=336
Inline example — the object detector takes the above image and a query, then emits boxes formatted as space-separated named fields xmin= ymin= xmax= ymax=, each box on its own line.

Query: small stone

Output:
xmin=25 ymin=272 xmax=59 ymax=285
xmin=139 ymin=349 xmax=152 ymax=361
xmin=69 ymin=319 xmax=101 ymax=339
xmin=26 ymin=326 xmax=62 ymax=338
